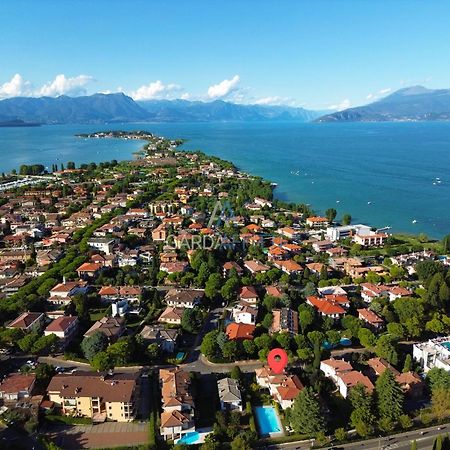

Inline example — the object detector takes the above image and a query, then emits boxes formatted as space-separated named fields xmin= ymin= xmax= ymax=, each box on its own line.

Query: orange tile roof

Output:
xmin=307 ymin=296 xmax=346 ymax=315
xmin=226 ymin=323 xmax=255 ymax=340
xmin=340 ymin=371 xmax=374 ymax=393
xmin=277 ymin=375 xmax=304 ymax=400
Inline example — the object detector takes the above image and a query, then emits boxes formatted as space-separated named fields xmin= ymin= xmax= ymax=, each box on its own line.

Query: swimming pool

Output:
xmin=441 ymin=342 xmax=450 ymax=350
xmin=254 ymin=406 xmax=282 ymax=436
xmin=322 ymin=337 xmax=352 ymax=350
xmin=176 ymin=431 xmax=201 ymax=445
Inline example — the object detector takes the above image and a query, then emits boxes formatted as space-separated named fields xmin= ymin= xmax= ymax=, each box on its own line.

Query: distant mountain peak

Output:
xmin=317 ymin=85 xmax=450 ymax=122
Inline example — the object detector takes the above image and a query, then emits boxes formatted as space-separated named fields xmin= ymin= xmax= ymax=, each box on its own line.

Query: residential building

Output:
xmin=140 ymin=325 xmax=179 ymax=353
xmin=326 ymin=224 xmax=372 ymax=241
xmin=47 ymin=371 xmax=140 ymax=422
xmin=306 ymin=216 xmax=329 ymax=228
xmin=357 ymin=308 xmax=384 ymax=329
xmin=217 ymin=378 xmax=243 ymax=412
xmin=165 ymin=289 xmax=204 ymax=309
xmin=7 ymin=311 xmax=45 ymax=333
xmin=337 ymin=371 xmax=374 ymax=398
xmin=353 ymin=232 xmax=388 ymax=247
xmin=270 ymin=308 xmax=298 ymax=335
xmin=239 ymin=286 xmax=259 ymax=305
xmin=232 ymin=302 xmax=258 ymax=325
xmin=0 ymin=373 xmax=36 ymax=401
xmin=413 ymin=336 xmax=450 ymax=372
xmin=226 ymin=323 xmax=255 ymax=341
xmin=255 ymin=366 xmax=303 ymax=409
xmin=307 ymin=296 xmax=346 ymax=319
xmin=83 ymin=316 xmax=125 ymax=342
xmin=158 ymin=307 xmax=184 ymax=325
xmin=320 ymin=359 xmax=353 ymax=383
xmin=244 ymin=260 xmax=270 ymax=274
xmin=44 ymin=315 xmax=79 ymax=346
xmin=87 ymin=237 xmax=115 ymax=255
xmin=159 ymin=368 xmax=195 ymax=441
xmin=47 ymin=280 xmax=88 ymax=306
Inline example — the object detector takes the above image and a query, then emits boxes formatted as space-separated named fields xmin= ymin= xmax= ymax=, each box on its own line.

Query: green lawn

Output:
xmin=89 ymin=308 xmax=107 ymax=321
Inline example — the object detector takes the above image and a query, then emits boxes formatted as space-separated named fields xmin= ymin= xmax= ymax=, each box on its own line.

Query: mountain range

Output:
xmin=0 ymin=93 xmax=322 ymax=124
xmin=2 ymin=86 xmax=450 ymax=125
xmin=317 ymin=86 xmax=450 ymax=122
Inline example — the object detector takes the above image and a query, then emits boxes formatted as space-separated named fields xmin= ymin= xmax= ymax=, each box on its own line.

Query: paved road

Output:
xmin=266 ymin=424 xmax=449 ymax=450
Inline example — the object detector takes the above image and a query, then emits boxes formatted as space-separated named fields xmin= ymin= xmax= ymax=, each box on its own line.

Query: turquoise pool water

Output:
xmin=323 ymin=337 xmax=352 ymax=350
xmin=254 ymin=406 xmax=281 ymax=435
xmin=441 ymin=342 xmax=450 ymax=350
xmin=175 ymin=352 xmax=186 ymax=361
xmin=177 ymin=431 xmax=200 ymax=445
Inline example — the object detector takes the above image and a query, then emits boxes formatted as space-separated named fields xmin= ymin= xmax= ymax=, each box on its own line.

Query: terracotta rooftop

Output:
xmin=0 ymin=373 xmax=36 ymax=394
xmin=226 ymin=323 xmax=255 ymax=340
xmin=47 ymin=372 xmax=138 ymax=402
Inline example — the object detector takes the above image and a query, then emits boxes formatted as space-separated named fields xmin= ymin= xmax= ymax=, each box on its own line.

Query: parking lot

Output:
xmin=44 ymin=422 xmax=149 ymax=449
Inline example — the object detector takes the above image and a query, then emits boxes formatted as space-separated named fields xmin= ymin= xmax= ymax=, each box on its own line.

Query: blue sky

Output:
xmin=1 ymin=0 xmax=450 ymax=109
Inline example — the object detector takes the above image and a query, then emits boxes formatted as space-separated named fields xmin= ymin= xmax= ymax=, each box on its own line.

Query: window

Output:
xmin=109 ymin=406 xmax=112 ymax=410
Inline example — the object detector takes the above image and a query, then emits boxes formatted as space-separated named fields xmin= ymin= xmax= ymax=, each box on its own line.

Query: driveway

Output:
xmin=44 ymin=422 xmax=148 ymax=449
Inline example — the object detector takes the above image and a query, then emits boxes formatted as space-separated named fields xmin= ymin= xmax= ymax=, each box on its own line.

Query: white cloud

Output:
xmin=130 ymin=80 xmax=182 ymax=100
xmin=327 ymin=98 xmax=351 ymax=111
xmin=0 ymin=74 xmax=33 ymax=99
xmin=207 ymin=75 xmax=240 ymax=99
xmin=180 ymin=92 xmax=191 ymax=100
xmin=254 ymin=96 xmax=284 ymax=105
xmin=38 ymin=74 xmax=94 ymax=97
xmin=378 ymin=88 xmax=391 ymax=95
xmin=366 ymin=93 xmax=374 ymax=100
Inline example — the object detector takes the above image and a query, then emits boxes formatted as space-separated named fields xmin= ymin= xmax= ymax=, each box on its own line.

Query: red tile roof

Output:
xmin=226 ymin=323 xmax=255 ymax=340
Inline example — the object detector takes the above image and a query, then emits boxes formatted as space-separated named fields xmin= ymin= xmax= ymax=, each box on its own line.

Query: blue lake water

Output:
xmin=1 ymin=121 xmax=450 ymax=237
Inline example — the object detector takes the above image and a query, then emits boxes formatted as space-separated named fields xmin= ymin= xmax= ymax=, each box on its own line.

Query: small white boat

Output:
xmin=336 ymin=200 xmax=340 ymax=203
xmin=412 ymin=219 xmax=417 ymax=224
xmin=367 ymin=201 xmax=372 ymax=205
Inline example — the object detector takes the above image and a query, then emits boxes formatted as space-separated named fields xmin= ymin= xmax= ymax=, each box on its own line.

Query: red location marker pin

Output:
xmin=267 ymin=348 xmax=288 ymax=374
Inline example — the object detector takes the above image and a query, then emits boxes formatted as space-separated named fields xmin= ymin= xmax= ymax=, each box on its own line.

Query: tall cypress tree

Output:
xmin=290 ymin=387 xmax=325 ymax=435
xmin=375 ymin=369 xmax=404 ymax=423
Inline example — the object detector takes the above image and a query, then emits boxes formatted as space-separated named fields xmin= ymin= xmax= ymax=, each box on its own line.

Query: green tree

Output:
xmin=358 ymin=328 xmax=377 ymax=349
xmin=205 ymin=273 xmax=222 ymax=299
xmin=181 ymin=308 xmax=204 ymax=333
xmin=222 ymin=340 xmax=238 ymax=360
xmin=91 ymin=351 xmax=113 ymax=371
xmin=230 ymin=366 xmax=242 ymax=381
xmin=147 ymin=343 xmax=159 ymax=361
xmin=298 ymin=304 xmax=315 ymax=334
xmin=107 ymin=338 xmax=133 ymax=365
xmin=201 ymin=330 xmax=220 ymax=360
xmin=334 ymin=427 xmax=347 ymax=441
xmin=31 ymin=334 xmax=58 ymax=354
xmin=342 ymin=214 xmax=352 ymax=225
xmin=262 ymin=312 xmax=273 ymax=329
xmin=375 ymin=334 xmax=399 ymax=366
xmin=243 ymin=339 xmax=256 ymax=357
xmin=81 ymin=331 xmax=108 ymax=360
xmin=375 ymin=369 xmax=404 ymax=423
xmin=325 ymin=208 xmax=337 ymax=223
xmin=349 ymin=383 xmax=376 ymax=437
xmin=308 ymin=331 xmax=325 ymax=372
xmin=290 ymin=387 xmax=325 ymax=435
xmin=403 ymin=354 xmax=413 ymax=373
xmin=442 ymin=234 xmax=450 ymax=253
